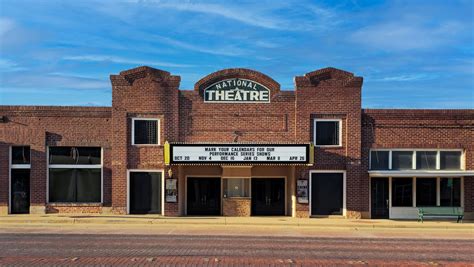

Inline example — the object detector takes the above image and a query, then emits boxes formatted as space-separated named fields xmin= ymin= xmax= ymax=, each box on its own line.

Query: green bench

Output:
xmin=418 ymin=207 xmax=464 ymax=223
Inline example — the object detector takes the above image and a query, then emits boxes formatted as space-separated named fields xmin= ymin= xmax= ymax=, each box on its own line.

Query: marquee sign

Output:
xmin=203 ymin=78 xmax=270 ymax=103
xmin=165 ymin=143 xmax=313 ymax=165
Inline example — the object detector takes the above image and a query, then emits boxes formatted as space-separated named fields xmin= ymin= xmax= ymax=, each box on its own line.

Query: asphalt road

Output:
xmin=0 ymin=231 xmax=472 ymax=266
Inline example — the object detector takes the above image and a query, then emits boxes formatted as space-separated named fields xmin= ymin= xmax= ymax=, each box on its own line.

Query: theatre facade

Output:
xmin=1 ymin=66 xmax=473 ymax=219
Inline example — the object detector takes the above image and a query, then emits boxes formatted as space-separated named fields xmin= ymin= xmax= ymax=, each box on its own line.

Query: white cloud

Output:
xmin=0 ymin=72 xmax=110 ymax=90
xmin=370 ymin=73 xmax=438 ymax=82
xmin=129 ymin=1 xmax=287 ymax=30
xmin=62 ymin=55 xmax=194 ymax=67
xmin=0 ymin=59 xmax=26 ymax=71
xmin=351 ymin=20 xmax=464 ymax=50
xmin=0 ymin=17 xmax=15 ymax=37
xmin=149 ymin=35 xmax=249 ymax=56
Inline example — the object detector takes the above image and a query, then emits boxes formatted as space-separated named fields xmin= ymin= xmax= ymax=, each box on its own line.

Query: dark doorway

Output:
xmin=371 ymin=178 xmax=389 ymax=219
xmin=311 ymin=173 xmax=343 ymax=216
xmin=11 ymin=169 xmax=30 ymax=214
xmin=251 ymin=178 xmax=285 ymax=216
xmin=129 ymin=172 xmax=162 ymax=214
xmin=187 ymin=178 xmax=221 ymax=215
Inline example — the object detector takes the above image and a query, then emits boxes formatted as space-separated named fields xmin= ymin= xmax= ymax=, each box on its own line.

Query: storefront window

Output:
xmin=392 ymin=178 xmax=413 ymax=207
xmin=440 ymin=178 xmax=461 ymax=207
xmin=49 ymin=168 xmax=101 ymax=202
xmin=12 ymin=146 xmax=30 ymax=165
xmin=370 ymin=151 xmax=389 ymax=170
xmin=223 ymin=178 xmax=249 ymax=197
xmin=132 ymin=118 xmax=159 ymax=145
xmin=440 ymin=151 xmax=462 ymax=170
xmin=416 ymin=178 xmax=436 ymax=206
xmin=391 ymin=151 xmax=413 ymax=170
xmin=48 ymin=146 xmax=102 ymax=203
xmin=416 ymin=151 xmax=437 ymax=170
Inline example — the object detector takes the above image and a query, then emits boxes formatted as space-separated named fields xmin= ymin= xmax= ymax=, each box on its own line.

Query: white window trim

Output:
xmin=127 ymin=169 xmax=165 ymax=215
xmin=46 ymin=147 xmax=103 ymax=204
xmin=9 ymin=146 xmax=31 ymax=214
xmin=309 ymin=170 xmax=346 ymax=217
xmin=369 ymin=149 xmax=465 ymax=171
xmin=131 ymin=118 xmax=161 ymax=146
xmin=313 ymin=119 xmax=343 ymax=147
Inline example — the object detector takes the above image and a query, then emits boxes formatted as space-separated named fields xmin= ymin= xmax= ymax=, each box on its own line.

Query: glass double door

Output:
xmin=251 ymin=178 xmax=285 ymax=216
xmin=187 ymin=178 xmax=221 ymax=215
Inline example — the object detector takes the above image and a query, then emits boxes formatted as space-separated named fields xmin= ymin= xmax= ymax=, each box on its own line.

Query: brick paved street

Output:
xmin=0 ymin=224 xmax=472 ymax=266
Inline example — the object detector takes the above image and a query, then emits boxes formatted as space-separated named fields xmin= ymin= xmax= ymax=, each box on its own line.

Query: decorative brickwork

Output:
xmin=0 ymin=66 xmax=472 ymax=219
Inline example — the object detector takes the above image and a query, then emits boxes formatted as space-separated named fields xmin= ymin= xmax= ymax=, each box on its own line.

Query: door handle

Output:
xmin=386 ymin=199 xmax=389 ymax=206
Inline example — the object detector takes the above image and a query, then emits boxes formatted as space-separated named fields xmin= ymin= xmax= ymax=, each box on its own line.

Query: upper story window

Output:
xmin=369 ymin=149 xmax=463 ymax=171
xmin=132 ymin=118 xmax=160 ymax=145
xmin=370 ymin=151 xmax=389 ymax=170
xmin=440 ymin=151 xmax=462 ymax=170
xmin=391 ymin=151 xmax=413 ymax=170
xmin=313 ymin=119 xmax=341 ymax=147
xmin=11 ymin=146 xmax=30 ymax=165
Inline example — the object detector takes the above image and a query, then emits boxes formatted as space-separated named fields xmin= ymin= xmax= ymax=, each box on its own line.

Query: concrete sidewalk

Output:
xmin=0 ymin=214 xmax=472 ymax=230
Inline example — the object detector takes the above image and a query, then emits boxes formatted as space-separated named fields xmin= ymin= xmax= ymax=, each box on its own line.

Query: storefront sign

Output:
xmin=165 ymin=178 xmax=177 ymax=203
xmin=166 ymin=143 xmax=312 ymax=165
xmin=297 ymin=180 xmax=308 ymax=204
xmin=203 ymin=78 xmax=270 ymax=103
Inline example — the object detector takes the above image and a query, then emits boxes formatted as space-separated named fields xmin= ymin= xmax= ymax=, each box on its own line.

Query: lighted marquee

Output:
xmin=166 ymin=143 xmax=312 ymax=165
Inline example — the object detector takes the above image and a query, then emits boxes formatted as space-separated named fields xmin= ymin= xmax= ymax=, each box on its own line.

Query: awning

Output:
xmin=368 ymin=170 xmax=474 ymax=177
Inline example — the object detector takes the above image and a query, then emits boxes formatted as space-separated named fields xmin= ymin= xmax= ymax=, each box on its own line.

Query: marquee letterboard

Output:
xmin=166 ymin=143 xmax=312 ymax=165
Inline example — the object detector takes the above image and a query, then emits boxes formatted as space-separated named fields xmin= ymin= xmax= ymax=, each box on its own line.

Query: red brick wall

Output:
xmin=110 ymin=66 xmax=180 ymax=214
xmin=1 ymin=66 xmax=472 ymax=218
xmin=0 ymin=106 xmax=112 ymax=212
xmin=362 ymin=109 xmax=474 ymax=213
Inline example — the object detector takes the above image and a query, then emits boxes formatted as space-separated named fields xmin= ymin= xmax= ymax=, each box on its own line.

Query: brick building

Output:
xmin=1 ymin=66 xmax=473 ymax=219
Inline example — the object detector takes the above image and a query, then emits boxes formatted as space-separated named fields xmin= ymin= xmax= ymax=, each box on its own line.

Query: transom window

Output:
xmin=132 ymin=118 xmax=160 ymax=145
xmin=11 ymin=146 xmax=30 ymax=165
xmin=313 ymin=119 xmax=341 ymax=146
xmin=369 ymin=149 xmax=463 ymax=170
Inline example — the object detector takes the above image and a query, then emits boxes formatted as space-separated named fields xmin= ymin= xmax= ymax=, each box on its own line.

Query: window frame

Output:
xmin=9 ymin=145 xmax=32 ymax=214
xmin=131 ymin=118 xmax=161 ymax=146
xmin=47 ymin=147 xmax=103 ymax=204
xmin=223 ymin=178 xmax=250 ymax=198
xmin=313 ymin=119 xmax=342 ymax=147
xmin=126 ymin=169 xmax=165 ymax=215
xmin=369 ymin=149 xmax=464 ymax=171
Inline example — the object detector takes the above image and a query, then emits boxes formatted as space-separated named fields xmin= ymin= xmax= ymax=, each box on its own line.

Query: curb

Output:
xmin=0 ymin=219 xmax=472 ymax=230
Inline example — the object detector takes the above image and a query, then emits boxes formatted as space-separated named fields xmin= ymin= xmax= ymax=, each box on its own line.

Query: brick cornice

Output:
xmin=110 ymin=66 xmax=180 ymax=87
xmin=295 ymin=67 xmax=363 ymax=88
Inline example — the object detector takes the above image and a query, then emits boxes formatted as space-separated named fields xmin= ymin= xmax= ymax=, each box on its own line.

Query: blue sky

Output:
xmin=0 ymin=0 xmax=473 ymax=108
